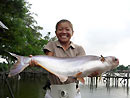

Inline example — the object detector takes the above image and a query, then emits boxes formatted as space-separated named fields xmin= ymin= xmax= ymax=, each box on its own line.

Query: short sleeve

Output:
xmin=43 ymin=41 xmax=54 ymax=53
xmin=77 ymin=46 xmax=86 ymax=56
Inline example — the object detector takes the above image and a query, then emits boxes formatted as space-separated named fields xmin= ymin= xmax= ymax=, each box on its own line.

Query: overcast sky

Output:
xmin=28 ymin=0 xmax=130 ymax=66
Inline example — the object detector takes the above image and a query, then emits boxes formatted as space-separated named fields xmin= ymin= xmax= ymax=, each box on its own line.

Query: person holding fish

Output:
xmin=8 ymin=19 xmax=119 ymax=98
xmin=43 ymin=19 xmax=86 ymax=98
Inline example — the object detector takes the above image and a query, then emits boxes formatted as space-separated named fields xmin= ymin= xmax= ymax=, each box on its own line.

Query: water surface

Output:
xmin=0 ymin=74 xmax=130 ymax=98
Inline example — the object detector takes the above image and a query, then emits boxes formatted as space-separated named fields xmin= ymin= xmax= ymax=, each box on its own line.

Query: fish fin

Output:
xmin=37 ymin=64 xmax=52 ymax=74
xmin=57 ymin=75 xmax=68 ymax=82
xmin=75 ymin=72 xmax=85 ymax=84
xmin=77 ymin=77 xmax=85 ymax=84
xmin=37 ymin=64 xmax=68 ymax=83
xmin=100 ymin=55 xmax=105 ymax=62
xmin=75 ymin=72 xmax=82 ymax=77
xmin=8 ymin=53 xmax=31 ymax=77
xmin=9 ymin=52 xmax=20 ymax=59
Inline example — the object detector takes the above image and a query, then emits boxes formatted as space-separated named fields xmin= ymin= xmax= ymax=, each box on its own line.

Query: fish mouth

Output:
xmin=112 ymin=61 xmax=119 ymax=69
xmin=115 ymin=58 xmax=119 ymax=66
xmin=111 ymin=57 xmax=119 ymax=69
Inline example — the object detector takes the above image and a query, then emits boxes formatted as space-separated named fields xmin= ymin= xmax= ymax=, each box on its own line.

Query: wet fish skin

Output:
xmin=8 ymin=53 xmax=119 ymax=83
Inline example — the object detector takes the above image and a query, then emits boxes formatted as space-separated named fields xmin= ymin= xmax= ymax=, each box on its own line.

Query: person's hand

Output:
xmin=88 ymin=71 xmax=99 ymax=77
xmin=29 ymin=55 xmax=38 ymax=66
xmin=64 ymin=76 xmax=77 ymax=83
xmin=68 ymin=76 xmax=77 ymax=82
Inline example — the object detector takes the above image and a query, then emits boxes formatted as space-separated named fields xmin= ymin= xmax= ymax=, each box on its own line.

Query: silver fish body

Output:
xmin=8 ymin=53 xmax=119 ymax=83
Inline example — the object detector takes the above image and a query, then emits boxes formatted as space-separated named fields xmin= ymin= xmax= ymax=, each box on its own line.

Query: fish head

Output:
xmin=105 ymin=56 xmax=119 ymax=69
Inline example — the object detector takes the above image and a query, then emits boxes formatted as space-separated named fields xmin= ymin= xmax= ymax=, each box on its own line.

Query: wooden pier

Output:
xmin=85 ymin=70 xmax=130 ymax=88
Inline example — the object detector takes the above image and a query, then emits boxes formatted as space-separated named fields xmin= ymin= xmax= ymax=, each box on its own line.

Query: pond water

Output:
xmin=80 ymin=77 xmax=130 ymax=98
xmin=80 ymin=83 xmax=129 ymax=98
xmin=0 ymin=74 xmax=130 ymax=98
xmin=0 ymin=73 xmax=47 ymax=98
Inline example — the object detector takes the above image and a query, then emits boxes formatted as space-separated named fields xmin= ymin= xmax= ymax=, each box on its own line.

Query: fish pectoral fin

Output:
xmin=75 ymin=72 xmax=85 ymax=84
xmin=57 ymin=75 xmax=68 ymax=83
xmin=77 ymin=77 xmax=85 ymax=84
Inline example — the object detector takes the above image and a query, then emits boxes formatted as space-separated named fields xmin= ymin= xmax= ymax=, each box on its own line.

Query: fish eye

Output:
xmin=114 ymin=58 xmax=118 ymax=61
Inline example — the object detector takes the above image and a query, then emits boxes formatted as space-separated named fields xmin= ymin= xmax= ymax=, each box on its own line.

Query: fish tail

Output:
xmin=8 ymin=53 xmax=31 ymax=77
xmin=9 ymin=52 xmax=21 ymax=59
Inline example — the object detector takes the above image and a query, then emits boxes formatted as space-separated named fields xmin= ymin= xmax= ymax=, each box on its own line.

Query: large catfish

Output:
xmin=8 ymin=53 xmax=119 ymax=83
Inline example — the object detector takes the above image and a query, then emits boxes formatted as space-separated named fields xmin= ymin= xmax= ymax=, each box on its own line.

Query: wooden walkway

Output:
xmin=85 ymin=71 xmax=130 ymax=88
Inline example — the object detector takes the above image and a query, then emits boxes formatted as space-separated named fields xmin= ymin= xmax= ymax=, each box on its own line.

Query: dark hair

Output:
xmin=55 ymin=19 xmax=74 ymax=32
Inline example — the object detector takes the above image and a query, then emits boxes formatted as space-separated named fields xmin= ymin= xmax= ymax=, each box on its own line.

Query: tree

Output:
xmin=116 ymin=65 xmax=128 ymax=71
xmin=0 ymin=0 xmax=51 ymax=66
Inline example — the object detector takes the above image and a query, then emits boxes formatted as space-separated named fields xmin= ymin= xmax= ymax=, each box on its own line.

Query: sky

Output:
xmin=28 ymin=0 xmax=130 ymax=66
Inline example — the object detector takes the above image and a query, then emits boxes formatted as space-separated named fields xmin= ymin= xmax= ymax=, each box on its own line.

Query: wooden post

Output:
xmin=96 ymin=77 xmax=98 ymax=88
xmin=127 ymin=73 xmax=129 ymax=88
xmin=112 ymin=77 xmax=114 ymax=87
xmin=115 ymin=77 xmax=117 ymax=87
xmin=117 ymin=77 xmax=119 ymax=87
xmin=1 ymin=67 xmax=15 ymax=98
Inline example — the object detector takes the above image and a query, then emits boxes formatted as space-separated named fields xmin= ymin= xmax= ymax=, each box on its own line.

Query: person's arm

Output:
xmin=77 ymin=45 xmax=86 ymax=56
xmin=43 ymin=41 xmax=54 ymax=56
xmin=45 ymin=50 xmax=54 ymax=56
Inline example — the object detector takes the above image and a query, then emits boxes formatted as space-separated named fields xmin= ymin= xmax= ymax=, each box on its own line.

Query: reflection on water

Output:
xmin=79 ymin=77 xmax=130 ymax=98
xmin=0 ymin=73 xmax=130 ymax=98
xmin=0 ymin=73 xmax=48 ymax=98
xmin=80 ymin=84 xmax=130 ymax=98
xmin=15 ymin=79 xmax=44 ymax=98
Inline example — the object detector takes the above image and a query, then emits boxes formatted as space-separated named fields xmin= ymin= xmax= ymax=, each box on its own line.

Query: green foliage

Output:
xmin=44 ymin=32 xmax=57 ymax=41
xmin=0 ymin=0 xmax=55 ymax=70
xmin=113 ymin=65 xmax=129 ymax=72
xmin=116 ymin=65 xmax=128 ymax=70
xmin=0 ymin=63 xmax=9 ymax=71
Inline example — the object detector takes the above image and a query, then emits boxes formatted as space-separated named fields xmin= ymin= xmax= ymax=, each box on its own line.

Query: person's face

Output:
xmin=55 ymin=22 xmax=73 ymax=43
